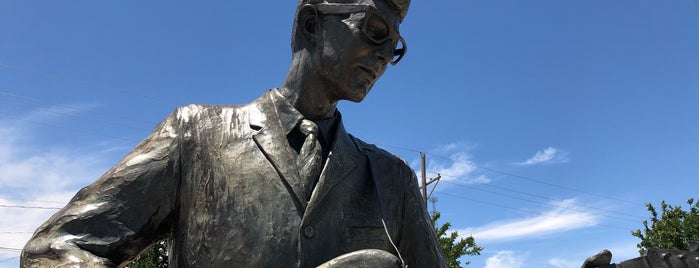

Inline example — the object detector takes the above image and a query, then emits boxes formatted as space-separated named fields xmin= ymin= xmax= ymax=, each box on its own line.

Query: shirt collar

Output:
xmin=269 ymin=88 xmax=340 ymax=146
xmin=269 ymin=88 xmax=305 ymax=135
xmin=314 ymin=111 xmax=339 ymax=148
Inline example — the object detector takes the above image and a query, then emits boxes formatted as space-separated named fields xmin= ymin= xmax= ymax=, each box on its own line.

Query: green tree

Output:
xmin=432 ymin=212 xmax=483 ymax=268
xmin=127 ymin=240 xmax=168 ymax=268
xmin=631 ymin=198 xmax=699 ymax=255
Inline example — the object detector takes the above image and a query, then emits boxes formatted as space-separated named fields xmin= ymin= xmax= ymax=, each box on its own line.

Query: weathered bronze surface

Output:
xmin=582 ymin=246 xmax=699 ymax=268
xmin=21 ymin=0 xmax=446 ymax=267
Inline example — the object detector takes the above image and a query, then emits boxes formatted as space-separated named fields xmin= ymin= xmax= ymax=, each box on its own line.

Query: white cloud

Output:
xmin=0 ymin=114 xmax=118 ymax=266
xmin=548 ymin=257 xmax=579 ymax=268
xmin=484 ymin=251 xmax=525 ymax=268
xmin=516 ymin=146 xmax=570 ymax=166
xmin=459 ymin=199 xmax=599 ymax=243
xmin=418 ymin=142 xmax=491 ymax=184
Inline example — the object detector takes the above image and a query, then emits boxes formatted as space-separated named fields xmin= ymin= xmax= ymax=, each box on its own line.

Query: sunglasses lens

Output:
xmin=363 ymin=11 xmax=391 ymax=44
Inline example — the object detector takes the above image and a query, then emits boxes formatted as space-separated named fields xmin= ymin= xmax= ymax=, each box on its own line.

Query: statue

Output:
xmin=21 ymin=0 xmax=447 ymax=267
xmin=581 ymin=245 xmax=699 ymax=268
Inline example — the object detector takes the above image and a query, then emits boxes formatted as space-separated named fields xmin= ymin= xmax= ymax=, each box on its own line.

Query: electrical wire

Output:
xmin=0 ymin=247 xmax=22 ymax=252
xmin=0 ymin=196 xmax=65 ymax=205
xmin=428 ymin=171 xmax=646 ymax=221
xmin=0 ymin=204 xmax=61 ymax=210
xmin=0 ymin=63 xmax=177 ymax=105
xmin=438 ymin=179 xmax=640 ymax=223
xmin=0 ymin=114 xmax=137 ymax=142
xmin=379 ymin=143 xmax=643 ymax=206
xmin=423 ymin=151 xmax=643 ymax=206
xmin=0 ymin=256 xmax=19 ymax=263
xmin=0 ymin=91 xmax=157 ymax=125
xmin=436 ymin=191 xmax=631 ymax=231
xmin=0 ymin=100 xmax=150 ymax=131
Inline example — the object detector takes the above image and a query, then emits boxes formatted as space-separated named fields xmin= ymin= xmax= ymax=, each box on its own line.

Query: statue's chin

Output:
xmin=344 ymin=85 xmax=372 ymax=103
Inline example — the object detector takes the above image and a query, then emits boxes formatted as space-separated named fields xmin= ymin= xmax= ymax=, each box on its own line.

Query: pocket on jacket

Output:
xmin=346 ymin=226 xmax=389 ymax=251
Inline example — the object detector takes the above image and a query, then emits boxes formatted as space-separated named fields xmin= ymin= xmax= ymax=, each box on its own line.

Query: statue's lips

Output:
xmin=357 ymin=65 xmax=378 ymax=82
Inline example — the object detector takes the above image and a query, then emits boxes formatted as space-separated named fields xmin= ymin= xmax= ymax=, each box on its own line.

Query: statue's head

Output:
xmin=290 ymin=0 xmax=410 ymax=103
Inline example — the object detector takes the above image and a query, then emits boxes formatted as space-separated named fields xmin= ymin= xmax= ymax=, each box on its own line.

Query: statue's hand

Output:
xmin=581 ymin=249 xmax=613 ymax=268
xmin=22 ymin=241 xmax=116 ymax=268
xmin=316 ymin=249 xmax=402 ymax=268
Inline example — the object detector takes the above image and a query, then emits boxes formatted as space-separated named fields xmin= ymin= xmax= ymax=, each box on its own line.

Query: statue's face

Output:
xmin=314 ymin=0 xmax=404 ymax=103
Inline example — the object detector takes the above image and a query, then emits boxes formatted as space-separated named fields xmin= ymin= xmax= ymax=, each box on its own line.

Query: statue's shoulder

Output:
xmin=170 ymin=103 xmax=249 ymax=125
xmin=350 ymin=135 xmax=413 ymax=174
xmin=169 ymin=91 xmax=270 ymax=124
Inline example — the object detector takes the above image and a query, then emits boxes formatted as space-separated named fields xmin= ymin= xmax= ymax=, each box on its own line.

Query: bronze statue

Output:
xmin=581 ymin=246 xmax=699 ymax=268
xmin=21 ymin=0 xmax=446 ymax=267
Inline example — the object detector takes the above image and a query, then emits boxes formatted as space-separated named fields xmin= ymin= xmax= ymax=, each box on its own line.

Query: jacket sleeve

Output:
xmin=21 ymin=109 xmax=183 ymax=268
xmin=399 ymin=165 xmax=448 ymax=268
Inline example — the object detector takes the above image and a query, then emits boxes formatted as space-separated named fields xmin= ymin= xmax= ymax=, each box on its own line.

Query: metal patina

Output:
xmin=21 ymin=0 xmax=445 ymax=267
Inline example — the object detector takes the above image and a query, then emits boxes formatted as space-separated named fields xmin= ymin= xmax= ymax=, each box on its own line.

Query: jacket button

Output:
xmin=303 ymin=226 xmax=315 ymax=238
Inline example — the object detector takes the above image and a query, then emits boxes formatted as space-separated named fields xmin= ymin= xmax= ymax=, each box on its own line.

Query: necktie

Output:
xmin=297 ymin=119 xmax=322 ymax=201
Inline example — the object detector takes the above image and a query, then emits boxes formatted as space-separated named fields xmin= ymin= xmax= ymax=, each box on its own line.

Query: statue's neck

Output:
xmin=281 ymin=53 xmax=338 ymax=120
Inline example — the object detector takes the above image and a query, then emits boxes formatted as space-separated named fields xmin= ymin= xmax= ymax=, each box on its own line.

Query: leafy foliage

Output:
xmin=432 ymin=212 xmax=483 ymax=268
xmin=127 ymin=240 xmax=168 ymax=268
xmin=631 ymin=198 xmax=699 ymax=255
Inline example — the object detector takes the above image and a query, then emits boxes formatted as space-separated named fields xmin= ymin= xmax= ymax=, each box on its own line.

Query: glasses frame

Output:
xmin=312 ymin=3 xmax=407 ymax=65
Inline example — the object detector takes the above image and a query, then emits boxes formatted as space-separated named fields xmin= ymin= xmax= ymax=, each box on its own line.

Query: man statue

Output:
xmin=21 ymin=0 xmax=447 ymax=267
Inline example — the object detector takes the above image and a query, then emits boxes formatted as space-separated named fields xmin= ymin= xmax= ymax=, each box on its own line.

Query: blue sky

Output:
xmin=1 ymin=1 xmax=698 ymax=267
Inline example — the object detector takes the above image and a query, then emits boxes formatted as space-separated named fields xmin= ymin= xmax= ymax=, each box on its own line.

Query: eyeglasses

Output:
xmin=313 ymin=3 xmax=407 ymax=65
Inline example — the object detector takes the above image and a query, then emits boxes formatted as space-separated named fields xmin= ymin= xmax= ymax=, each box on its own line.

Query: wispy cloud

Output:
xmin=416 ymin=142 xmax=491 ymax=184
xmin=484 ymin=251 xmax=525 ymax=268
xmin=548 ymin=257 xmax=579 ymax=268
xmin=516 ymin=146 xmax=570 ymax=166
xmin=459 ymin=199 xmax=599 ymax=243
xmin=0 ymin=111 xmax=119 ymax=266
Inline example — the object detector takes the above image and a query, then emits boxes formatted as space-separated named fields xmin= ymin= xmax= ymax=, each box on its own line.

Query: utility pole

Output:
xmin=429 ymin=197 xmax=438 ymax=216
xmin=420 ymin=152 xmax=441 ymax=209
xmin=421 ymin=152 xmax=427 ymax=206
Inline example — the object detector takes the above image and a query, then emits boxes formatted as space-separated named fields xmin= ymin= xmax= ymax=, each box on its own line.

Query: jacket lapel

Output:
xmin=307 ymin=118 xmax=358 ymax=207
xmin=249 ymin=90 xmax=308 ymax=212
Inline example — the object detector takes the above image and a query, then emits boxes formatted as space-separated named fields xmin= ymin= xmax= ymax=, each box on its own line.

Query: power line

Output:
xmin=437 ymin=178 xmax=641 ymax=223
xmin=0 ymin=247 xmax=22 ymax=252
xmin=0 ymin=63 xmax=177 ymax=105
xmin=0 ymin=99 xmax=150 ymax=131
xmin=0 ymin=91 xmax=157 ymax=125
xmin=428 ymin=170 xmax=646 ymax=220
xmin=436 ymin=191 xmax=631 ymax=231
xmin=0 ymin=114 xmax=138 ymax=142
xmin=423 ymin=151 xmax=643 ymax=206
xmin=0 ymin=256 xmax=19 ymax=263
xmin=378 ymin=143 xmax=643 ymax=206
xmin=0 ymin=204 xmax=61 ymax=210
xmin=0 ymin=196 xmax=65 ymax=205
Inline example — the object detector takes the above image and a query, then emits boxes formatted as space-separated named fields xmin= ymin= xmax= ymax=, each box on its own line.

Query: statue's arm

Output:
xmin=399 ymin=167 xmax=448 ymax=268
xmin=21 ymin=109 xmax=183 ymax=268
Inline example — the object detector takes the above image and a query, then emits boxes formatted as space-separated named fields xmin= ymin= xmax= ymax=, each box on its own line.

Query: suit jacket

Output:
xmin=22 ymin=89 xmax=446 ymax=268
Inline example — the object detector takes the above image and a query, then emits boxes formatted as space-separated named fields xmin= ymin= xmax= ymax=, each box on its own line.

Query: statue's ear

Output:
xmin=298 ymin=4 xmax=319 ymax=46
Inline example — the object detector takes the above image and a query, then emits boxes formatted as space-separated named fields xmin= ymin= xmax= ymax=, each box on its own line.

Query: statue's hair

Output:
xmin=290 ymin=0 xmax=409 ymax=52
xmin=297 ymin=0 xmax=408 ymax=22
